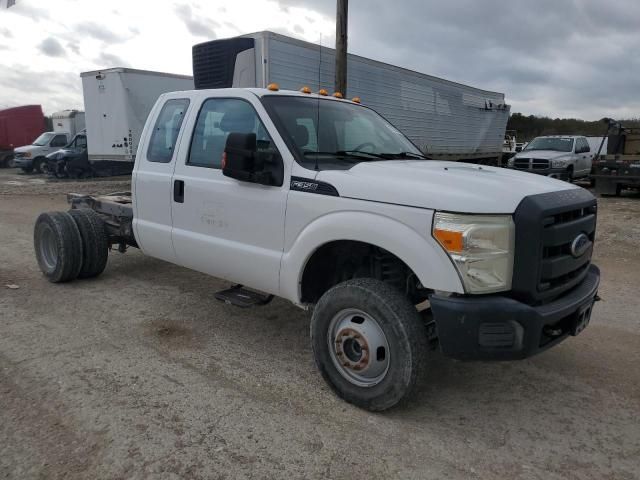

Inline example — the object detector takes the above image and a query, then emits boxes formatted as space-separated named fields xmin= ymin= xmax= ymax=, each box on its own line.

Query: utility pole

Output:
xmin=335 ymin=0 xmax=348 ymax=96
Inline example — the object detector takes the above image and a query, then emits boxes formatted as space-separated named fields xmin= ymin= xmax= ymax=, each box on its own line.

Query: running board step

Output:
xmin=215 ymin=285 xmax=274 ymax=308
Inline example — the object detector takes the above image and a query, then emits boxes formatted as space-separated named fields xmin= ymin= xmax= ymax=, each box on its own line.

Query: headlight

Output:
xmin=552 ymin=158 xmax=569 ymax=168
xmin=432 ymin=212 xmax=515 ymax=293
xmin=22 ymin=151 xmax=32 ymax=158
xmin=507 ymin=157 xmax=515 ymax=167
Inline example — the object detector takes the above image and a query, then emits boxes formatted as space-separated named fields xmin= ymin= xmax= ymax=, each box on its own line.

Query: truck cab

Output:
xmin=35 ymin=87 xmax=600 ymax=411
xmin=14 ymin=131 xmax=71 ymax=173
xmin=508 ymin=135 xmax=593 ymax=180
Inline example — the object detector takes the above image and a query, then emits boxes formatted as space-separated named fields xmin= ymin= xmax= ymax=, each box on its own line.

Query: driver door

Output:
xmin=171 ymin=92 xmax=289 ymax=295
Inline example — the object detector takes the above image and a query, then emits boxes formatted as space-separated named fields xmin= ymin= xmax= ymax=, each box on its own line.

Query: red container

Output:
xmin=0 ymin=105 xmax=46 ymax=151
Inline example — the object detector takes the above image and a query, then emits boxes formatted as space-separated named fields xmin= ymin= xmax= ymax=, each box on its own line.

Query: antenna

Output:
xmin=315 ymin=34 xmax=322 ymax=171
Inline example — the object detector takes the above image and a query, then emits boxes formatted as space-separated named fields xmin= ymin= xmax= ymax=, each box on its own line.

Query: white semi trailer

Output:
xmin=192 ymin=31 xmax=510 ymax=164
xmin=81 ymin=68 xmax=194 ymax=175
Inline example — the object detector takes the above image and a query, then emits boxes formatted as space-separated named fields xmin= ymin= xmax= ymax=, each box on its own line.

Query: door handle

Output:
xmin=174 ymin=180 xmax=184 ymax=203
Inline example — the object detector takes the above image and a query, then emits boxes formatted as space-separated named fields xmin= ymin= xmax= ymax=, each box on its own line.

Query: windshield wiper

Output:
xmin=303 ymin=150 xmax=384 ymax=161
xmin=379 ymin=151 xmax=427 ymax=159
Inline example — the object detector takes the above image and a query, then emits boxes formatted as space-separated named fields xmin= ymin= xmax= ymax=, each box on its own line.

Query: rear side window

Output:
xmin=188 ymin=98 xmax=276 ymax=169
xmin=147 ymin=99 xmax=190 ymax=163
xmin=579 ymin=138 xmax=590 ymax=153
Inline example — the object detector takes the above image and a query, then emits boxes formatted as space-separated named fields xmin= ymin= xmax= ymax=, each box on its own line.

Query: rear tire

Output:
xmin=34 ymin=212 xmax=83 ymax=283
xmin=310 ymin=278 xmax=427 ymax=411
xmin=68 ymin=209 xmax=109 ymax=278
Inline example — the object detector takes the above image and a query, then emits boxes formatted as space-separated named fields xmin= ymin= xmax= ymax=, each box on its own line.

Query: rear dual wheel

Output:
xmin=34 ymin=210 xmax=108 ymax=283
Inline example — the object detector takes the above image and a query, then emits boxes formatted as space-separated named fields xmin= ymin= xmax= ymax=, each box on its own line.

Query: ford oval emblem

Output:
xmin=570 ymin=233 xmax=591 ymax=258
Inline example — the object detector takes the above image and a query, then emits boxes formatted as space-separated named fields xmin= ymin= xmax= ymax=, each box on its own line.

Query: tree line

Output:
xmin=506 ymin=113 xmax=640 ymax=142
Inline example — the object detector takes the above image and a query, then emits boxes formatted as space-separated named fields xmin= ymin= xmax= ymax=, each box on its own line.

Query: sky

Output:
xmin=0 ymin=0 xmax=638 ymax=120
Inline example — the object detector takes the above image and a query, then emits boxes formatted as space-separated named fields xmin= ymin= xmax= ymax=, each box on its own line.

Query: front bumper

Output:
xmin=430 ymin=264 xmax=600 ymax=360
xmin=510 ymin=166 xmax=570 ymax=180
xmin=13 ymin=157 xmax=33 ymax=168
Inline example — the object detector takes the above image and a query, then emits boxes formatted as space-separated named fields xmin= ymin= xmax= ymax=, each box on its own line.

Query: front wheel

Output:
xmin=310 ymin=278 xmax=427 ymax=411
xmin=33 ymin=157 xmax=45 ymax=173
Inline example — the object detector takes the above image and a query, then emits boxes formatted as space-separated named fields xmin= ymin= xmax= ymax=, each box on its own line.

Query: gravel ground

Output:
xmin=1 ymin=168 xmax=639 ymax=479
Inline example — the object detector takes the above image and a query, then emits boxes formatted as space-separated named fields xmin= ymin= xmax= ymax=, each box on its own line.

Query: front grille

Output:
xmin=539 ymin=205 xmax=596 ymax=294
xmin=513 ymin=158 xmax=550 ymax=170
xmin=512 ymin=189 xmax=597 ymax=304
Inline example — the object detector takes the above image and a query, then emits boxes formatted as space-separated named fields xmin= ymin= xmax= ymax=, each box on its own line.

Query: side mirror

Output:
xmin=222 ymin=132 xmax=282 ymax=186
xmin=223 ymin=132 xmax=257 ymax=182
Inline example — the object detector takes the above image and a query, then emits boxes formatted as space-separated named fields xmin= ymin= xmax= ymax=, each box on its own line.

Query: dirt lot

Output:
xmin=1 ymin=168 xmax=639 ymax=479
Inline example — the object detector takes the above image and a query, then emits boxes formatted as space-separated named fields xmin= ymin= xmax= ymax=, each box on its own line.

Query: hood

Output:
xmin=515 ymin=150 xmax=572 ymax=160
xmin=14 ymin=144 xmax=39 ymax=153
xmin=316 ymin=160 xmax=578 ymax=214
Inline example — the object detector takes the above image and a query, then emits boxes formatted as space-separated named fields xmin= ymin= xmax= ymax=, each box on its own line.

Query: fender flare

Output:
xmin=280 ymin=211 xmax=464 ymax=304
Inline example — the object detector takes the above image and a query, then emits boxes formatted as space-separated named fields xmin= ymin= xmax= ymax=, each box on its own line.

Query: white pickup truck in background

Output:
xmin=33 ymin=87 xmax=600 ymax=411
xmin=508 ymin=135 xmax=595 ymax=180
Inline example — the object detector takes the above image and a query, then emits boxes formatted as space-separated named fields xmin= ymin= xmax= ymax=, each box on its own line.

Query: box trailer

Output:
xmin=51 ymin=110 xmax=85 ymax=137
xmin=192 ymin=31 xmax=510 ymax=164
xmin=81 ymin=68 xmax=194 ymax=175
xmin=0 ymin=105 xmax=45 ymax=167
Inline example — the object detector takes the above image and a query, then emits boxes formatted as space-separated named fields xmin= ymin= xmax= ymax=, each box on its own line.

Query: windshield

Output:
xmin=524 ymin=137 xmax=574 ymax=152
xmin=32 ymin=132 xmax=56 ymax=146
xmin=261 ymin=96 xmax=424 ymax=170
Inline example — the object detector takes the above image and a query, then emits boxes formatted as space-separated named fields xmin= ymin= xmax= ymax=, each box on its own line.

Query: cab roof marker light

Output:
xmin=351 ymin=97 xmax=361 ymax=104
xmin=300 ymin=86 xmax=312 ymax=94
xmin=318 ymin=89 xmax=329 ymax=96
xmin=267 ymin=83 xmax=280 ymax=91
xmin=332 ymin=92 xmax=343 ymax=99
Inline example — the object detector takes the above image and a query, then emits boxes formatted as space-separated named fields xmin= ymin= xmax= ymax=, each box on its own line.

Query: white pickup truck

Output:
xmin=508 ymin=135 xmax=594 ymax=180
xmin=33 ymin=87 xmax=600 ymax=411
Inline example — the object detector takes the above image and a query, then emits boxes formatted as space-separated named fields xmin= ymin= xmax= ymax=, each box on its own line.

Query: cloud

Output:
xmin=1 ymin=0 xmax=639 ymax=120
xmin=275 ymin=0 xmax=640 ymax=120
xmin=7 ymin=3 xmax=49 ymax=22
xmin=96 ymin=51 xmax=130 ymax=67
xmin=175 ymin=4 xmax=219 ymax=38
xmin=75 ymin=22 xmax=129 ymax=43
xmin=67 ymin=42 xmax=80 ymax=55
xmin=0 ymin=63 xmax=82 ymax=113
xmin=38 ymin=37 xmax=66 ymax=57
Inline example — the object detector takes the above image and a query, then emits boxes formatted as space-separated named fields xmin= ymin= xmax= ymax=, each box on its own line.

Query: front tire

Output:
xmin=311 ymin=278 xmax=427 ymax=411
xmin=33 ymin=157 xmax=45 ymax=173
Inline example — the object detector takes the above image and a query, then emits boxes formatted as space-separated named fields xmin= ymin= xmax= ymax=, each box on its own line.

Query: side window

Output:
xmin=581 ymin=138 xmax=590 ymax=153
xmin=51 ymin=135 xmax=68 ymax=147
xmin=76 ymin=136 xmax=87 ymax=149
xmin=188 ymin=98 xmax=276 ymax=169
xmin=147 ymin=99 xmax=190 ymax=163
